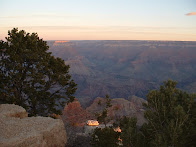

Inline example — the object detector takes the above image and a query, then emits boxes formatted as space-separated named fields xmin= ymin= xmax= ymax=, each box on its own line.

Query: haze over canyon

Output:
xmin=48 ymin=40 xmax=196 ymax=104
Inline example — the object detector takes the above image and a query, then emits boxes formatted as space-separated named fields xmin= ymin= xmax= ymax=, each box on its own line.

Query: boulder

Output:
xmin=0 ymin=104 xmax=28 ymax=118
xmin=0 ymin=104 xmax=67 ymax=147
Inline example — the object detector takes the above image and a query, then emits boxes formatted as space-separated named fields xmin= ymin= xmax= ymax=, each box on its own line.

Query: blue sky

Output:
xmin=0 ymin=0 xmax=196 ymax=40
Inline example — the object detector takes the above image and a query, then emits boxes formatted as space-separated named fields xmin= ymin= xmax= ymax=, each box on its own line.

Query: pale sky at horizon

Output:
xmin=0 ymin=0 xmax=196 ymax=41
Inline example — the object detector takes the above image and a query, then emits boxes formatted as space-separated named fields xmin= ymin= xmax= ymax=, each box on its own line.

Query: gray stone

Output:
xmin=0 ymin=104 xmax=67 ymax=147
xmin=0 ymin=104 xmax=28 ymax=118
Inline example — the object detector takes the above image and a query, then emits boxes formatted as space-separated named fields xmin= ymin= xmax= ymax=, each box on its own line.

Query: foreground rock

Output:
xmin=0 ymin=104 xmax=67 ymax=147
xmin=0 ymin=104 xmax=28 ymax=118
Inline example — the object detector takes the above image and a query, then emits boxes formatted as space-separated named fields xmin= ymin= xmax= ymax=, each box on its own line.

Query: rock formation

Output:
xmin=86 ymin=96 xmax=147 ymax=126
xmin=128 ymin=95 xmax=146 ymax=111
xmin=0 ymin=104 xmax=28 ymax=118
xmin=0 ymin=104 xmax=67 ymax=147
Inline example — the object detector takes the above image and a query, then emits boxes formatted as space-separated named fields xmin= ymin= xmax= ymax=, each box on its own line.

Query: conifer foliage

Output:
xmin=119 ymin=116 xmax=144 ymax=147
xmin=0 ymin=28 xmax=77 ymax=116
xmin=142 ymin=80 xmax=196 ymax=147
xmin=96 ymin=94 xmax=112 ymax=126
xmin=91 ymin=80 xmax=196 ymax=147
xmin=91 ymin=127 xmax=120 ymax=147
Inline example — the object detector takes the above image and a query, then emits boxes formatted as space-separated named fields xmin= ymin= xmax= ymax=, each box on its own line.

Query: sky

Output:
xmin=0 ymin=0 xmax=196 ymax=41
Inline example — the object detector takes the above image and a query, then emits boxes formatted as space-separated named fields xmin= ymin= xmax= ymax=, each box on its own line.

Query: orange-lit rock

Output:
xmin=53 ymin=40 xmax=69 ymax=46
xmin=86 ymin=120 xmax=99 ymax=126
xmin=114 ymin=126 xmax=121 ymax=132
xmin=55 ymin=40 xmax=69 ymax=43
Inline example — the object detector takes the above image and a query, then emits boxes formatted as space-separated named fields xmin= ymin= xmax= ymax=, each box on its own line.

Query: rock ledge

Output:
xmin=0 ymin=104 xmax=67 ymax=147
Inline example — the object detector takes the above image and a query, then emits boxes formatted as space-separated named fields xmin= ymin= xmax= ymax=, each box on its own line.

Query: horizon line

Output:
xmin=46 ymin=39 xmax=196 ymax=42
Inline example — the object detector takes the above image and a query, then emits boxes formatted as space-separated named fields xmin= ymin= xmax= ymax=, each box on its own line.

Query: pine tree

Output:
xmin=0 ymin=28 xmax=77 ymax=116
xmin=91 ymin=127 xmax=120 ymax=147
xmin=142 ymin=80 xmax=196 ymax=147
xmin=97 ymin=94 xmax=112 ymax=126
xmin=119 ymin=116 xmax=144 ymax=147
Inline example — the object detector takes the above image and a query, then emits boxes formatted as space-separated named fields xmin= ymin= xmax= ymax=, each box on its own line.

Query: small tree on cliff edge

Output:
xmin=0 ymin=28 xmax=77 ymax=116
xmin=97 ymin=94 xmax=112 ymax=126
xmin=91 ymin=127 xmax=120 ymax=147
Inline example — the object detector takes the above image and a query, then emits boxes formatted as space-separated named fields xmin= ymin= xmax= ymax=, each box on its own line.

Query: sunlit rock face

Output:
xmin=114 ymin=127 xmax=121 ymax=132
xmin=53 ymin=40 xmax=69 ymax=46
xmin=86 ymin=120 xmax=99 ymax=126
xmin=55 ymin=41 xmax=69 ymax=43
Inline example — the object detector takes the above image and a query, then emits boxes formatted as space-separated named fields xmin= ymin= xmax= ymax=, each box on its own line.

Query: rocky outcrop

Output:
xmin=128 ymin=95 xmax=147 ymax=111
xmin=0 ymin=104 xmax=67 ymax=147
xmin=86 ymin=97 xmax=147 ymax=126
xmin=0 ymin=104 xmax=28 ymax=118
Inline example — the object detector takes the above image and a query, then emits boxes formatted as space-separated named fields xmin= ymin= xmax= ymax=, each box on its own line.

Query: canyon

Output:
xmin=48 ymin=40 xmax=196 ymax=103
